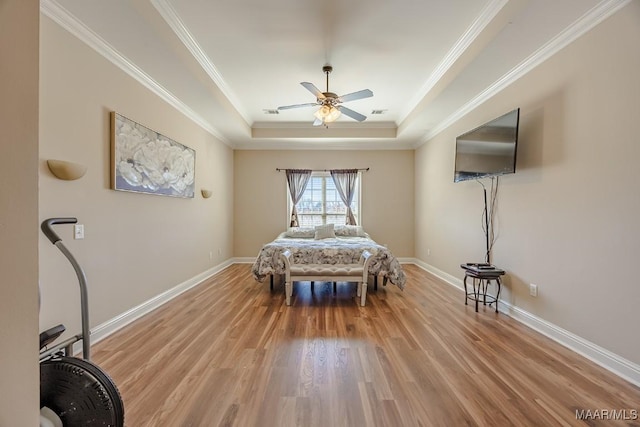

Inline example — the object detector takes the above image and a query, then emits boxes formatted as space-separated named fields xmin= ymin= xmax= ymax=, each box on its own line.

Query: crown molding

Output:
xmin=41 ymin=0 xmax=630 ymax=151
xmin=150 ymin=0 xmax=251 ymax=125
xmin=40 ymin=0 xmax=233 ymax=148
xmin=414 ymin=0 xmax=631 ymax=148
xmin=398 ymin=0 xmax=510 ymax=123
xmin=233 ymin=138 xmax=414 ymax=151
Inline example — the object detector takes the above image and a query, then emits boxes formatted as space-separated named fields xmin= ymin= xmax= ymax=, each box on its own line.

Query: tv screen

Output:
xmin=454 ymin=108 xmax=519 ymax=183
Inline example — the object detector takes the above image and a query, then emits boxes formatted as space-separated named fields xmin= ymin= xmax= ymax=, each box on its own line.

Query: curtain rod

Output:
xmin=276 ymin=168 xmax=369 ymax=172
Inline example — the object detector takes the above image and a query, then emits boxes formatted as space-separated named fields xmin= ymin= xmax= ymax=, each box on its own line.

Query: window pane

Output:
xmin=298 ymin=215 xmax=323 ymax=227
xmin=294 ymin=174 xmax=360 ymax=226
xmin=326 ymin=192 xmax=342 ymax=213
xmin=326 ymin=215 xmax=346 ymax=226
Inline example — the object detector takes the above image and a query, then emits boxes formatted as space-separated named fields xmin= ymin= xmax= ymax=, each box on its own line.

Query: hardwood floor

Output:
xmin=93 ymin=264 xmax=640 ymax=426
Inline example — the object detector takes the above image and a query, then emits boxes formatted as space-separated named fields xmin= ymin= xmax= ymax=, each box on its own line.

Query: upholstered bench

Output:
xmin=280 ymin=249 xmax=373 ymax=306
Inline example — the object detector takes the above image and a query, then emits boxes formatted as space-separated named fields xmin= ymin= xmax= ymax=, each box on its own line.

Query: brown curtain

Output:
xmin=285 ymin=169 xmax=312 ymax=227
xmin=330 ymin=169 xmax=358 ymax=225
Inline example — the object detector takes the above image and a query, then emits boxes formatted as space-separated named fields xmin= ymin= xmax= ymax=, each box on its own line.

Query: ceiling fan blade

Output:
xmin=337 ymin=89 xmax=373 ymax=103
xmin=301 ymin=82 xmax=326 ymax=99
xmin=313 ymin=117 xmax=324 ymax=126
xmin=337 ymin=106 xmax=367 ymax=122
xmin=277 ymin=102 xmax=318 ymax=110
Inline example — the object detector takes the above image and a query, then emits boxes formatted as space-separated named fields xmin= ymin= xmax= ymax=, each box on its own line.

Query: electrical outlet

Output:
xmin=529 ymin=283 xmax=538 ymax=297
xmin=74 ymin=224 xmax=84 ymax=240
xmin=427 ymin=248 xmax=431 ymax=256
xmin=209 ymin=251 xmax=213 ymax=260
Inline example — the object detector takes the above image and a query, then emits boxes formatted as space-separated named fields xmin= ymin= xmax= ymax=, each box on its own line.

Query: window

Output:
xmin=292 ymin=172 xmax=360 ymax=226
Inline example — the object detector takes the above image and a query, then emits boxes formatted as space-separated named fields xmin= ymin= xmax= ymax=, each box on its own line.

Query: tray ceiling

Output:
xmin=42 ymin=0 xmax=624 ymax=149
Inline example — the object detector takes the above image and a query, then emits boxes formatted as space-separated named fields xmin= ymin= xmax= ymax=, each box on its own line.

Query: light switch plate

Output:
xmin=74 ymin=224 xmax=84 ymax=240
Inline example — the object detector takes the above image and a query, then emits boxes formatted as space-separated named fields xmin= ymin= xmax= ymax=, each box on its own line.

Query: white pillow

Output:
xmin=334 ymin=225 xmax=367 ymax=237
xmin=283 ymin=227 xmax=315 ymax=238
xmin=314 ymin=223 xmax=336 ymax=239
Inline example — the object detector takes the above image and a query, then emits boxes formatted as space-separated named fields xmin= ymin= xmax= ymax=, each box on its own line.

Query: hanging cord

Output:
xmin=477 ymin=179 xmax=489 ymax=263
xmin=488 ymin=176 xmax=500 ymax=259
xmin=477 ymin=176 xmax=500 ymax=264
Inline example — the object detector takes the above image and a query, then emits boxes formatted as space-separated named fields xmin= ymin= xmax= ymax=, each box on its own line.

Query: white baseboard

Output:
xmin=85 ymin=256 xmax=640 ymax=388
xmin=500 ymin=302 xmax=640 ymax=388
xmin=412 ymin=259 xmax=640 ymax=388
xmin=87 ymin=258 xmax=235 ymax=348
xmin=232 ymin=257 xmax=257 ymax=264
xmin=412 ymin=258 xmax=463 ymax=288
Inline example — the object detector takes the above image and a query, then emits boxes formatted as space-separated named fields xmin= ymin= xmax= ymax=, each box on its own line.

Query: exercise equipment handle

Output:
xmin=41 ymin=218 xmax=77 ymax=244
xmin=40 ymin=217 xmax=91 ymax=360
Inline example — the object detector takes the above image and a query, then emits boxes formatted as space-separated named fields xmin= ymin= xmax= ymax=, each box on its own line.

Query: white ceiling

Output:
xmin=42 ymin=0 xmax=624 ymax=149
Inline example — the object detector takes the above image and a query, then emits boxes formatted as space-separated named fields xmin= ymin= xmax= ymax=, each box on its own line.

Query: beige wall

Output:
xmin=234 ymin=150 xmax=414 ymax=258
xmin=0 ymin=0 xmax=40 ymax=424
xmin=8 ymin=6 xmax=634 ymax=419
xmin=38 ymin=17 xmax=234 ymax=341
xmin=415 ymin=2 xmax=640 ymax=365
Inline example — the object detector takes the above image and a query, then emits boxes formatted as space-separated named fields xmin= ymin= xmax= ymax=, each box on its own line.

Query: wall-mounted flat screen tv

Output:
xmin=454 ymin=108 xmax=520 ymax=183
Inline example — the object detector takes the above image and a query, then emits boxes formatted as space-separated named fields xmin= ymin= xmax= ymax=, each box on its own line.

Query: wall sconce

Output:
xmin=201 ymin=189 xmax=212 ymax=199
xmin=47 ymin=160 xmax=87 ymax=181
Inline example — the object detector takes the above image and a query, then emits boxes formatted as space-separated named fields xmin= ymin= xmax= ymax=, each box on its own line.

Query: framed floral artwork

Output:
xmin=110 ymin=112 xmax=195 ymax=198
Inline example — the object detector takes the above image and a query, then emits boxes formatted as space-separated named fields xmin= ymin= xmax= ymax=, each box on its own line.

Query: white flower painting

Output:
xmin=111 ymin=112 xmax=195 ymax=198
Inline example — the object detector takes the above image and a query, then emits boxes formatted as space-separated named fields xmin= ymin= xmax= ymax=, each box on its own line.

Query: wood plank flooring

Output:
xmin=92 ymin=264 xmax=640 ymax=426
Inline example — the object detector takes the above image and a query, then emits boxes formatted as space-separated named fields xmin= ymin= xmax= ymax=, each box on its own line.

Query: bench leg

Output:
xmin=359 ymin=282 xmax=367 ymax=306
xmin=285 ymin=281 xmax=292 ymax=306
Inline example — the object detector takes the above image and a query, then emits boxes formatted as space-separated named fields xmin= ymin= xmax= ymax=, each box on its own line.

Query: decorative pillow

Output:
xmin=283 ymin=227 xmax=315 ymax=238
xmin=314 ymin=223 xmax=336 ymax=239
xmin=334 ymin=225 xmax=367 ymax=237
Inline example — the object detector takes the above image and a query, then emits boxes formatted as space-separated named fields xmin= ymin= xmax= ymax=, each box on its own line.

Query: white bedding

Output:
xmin=251 ymin=232 xmax=406 ymax=289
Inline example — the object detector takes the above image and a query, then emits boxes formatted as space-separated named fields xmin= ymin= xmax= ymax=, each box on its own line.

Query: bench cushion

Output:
xmin=290 ymin=264 xmax=364 ymax=276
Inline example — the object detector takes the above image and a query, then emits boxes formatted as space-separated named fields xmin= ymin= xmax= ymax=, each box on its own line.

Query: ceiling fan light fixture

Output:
xmin=325 ymin=106 xmax=341 ymax=123
xmin=314 ymin=105 xmax=329 ymax=120
xmin=314 ymin=105 xmax=341 ymax=123
xmin=279 ymin=65 xmax=371 ymax=125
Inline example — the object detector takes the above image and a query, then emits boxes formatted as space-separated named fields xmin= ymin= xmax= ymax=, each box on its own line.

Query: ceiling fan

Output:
xmin=277 ymin=65 xmax=373 ymax=127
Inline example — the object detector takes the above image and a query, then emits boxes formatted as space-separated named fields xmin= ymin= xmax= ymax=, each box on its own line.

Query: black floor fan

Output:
xmin=40 ymin=218 xmax=124 ymax=427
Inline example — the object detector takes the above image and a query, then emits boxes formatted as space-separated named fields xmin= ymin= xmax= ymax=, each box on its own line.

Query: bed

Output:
xmin=251 ymin=225 xmax=407 ymax=290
